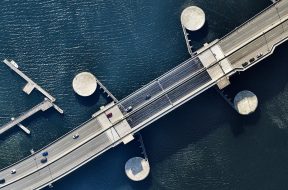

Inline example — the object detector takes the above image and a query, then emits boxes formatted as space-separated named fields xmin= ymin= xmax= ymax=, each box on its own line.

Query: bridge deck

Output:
xmin=1 ymin=0 xmax=288 ymax=189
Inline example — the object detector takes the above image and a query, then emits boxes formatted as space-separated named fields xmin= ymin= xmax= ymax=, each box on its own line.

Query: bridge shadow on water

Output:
xmin=45 ymin=43 xmax=288 ymax=190
xmin=47 ymin=90 xmax=238 ymax=190
xmin=74 ymin=90 xmax=102 ymax=107
xmin=142 ymin=41 xmax=288 ymax=164
xmin=46 ymin=137 xmax=153 ymax=190
xmin=226 ymin=42 xmax=288 ymax=136
xmin=141 ymin=89 xmax=234 ymax=163
xmin=186 ymin=21 xmax=209 ymax=50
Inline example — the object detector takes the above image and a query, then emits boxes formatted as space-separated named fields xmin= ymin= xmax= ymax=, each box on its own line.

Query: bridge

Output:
xmin=1 ymin=0 xmax=288 ymax=189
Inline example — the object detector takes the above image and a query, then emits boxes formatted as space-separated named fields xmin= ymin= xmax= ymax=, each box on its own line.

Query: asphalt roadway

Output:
xmin=1 ymin=0 xmax=288 ymax=189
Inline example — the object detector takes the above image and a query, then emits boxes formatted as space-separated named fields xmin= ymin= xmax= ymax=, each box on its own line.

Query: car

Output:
xmin=11 ymin=169 xmax=16 ymax=174
xmin=242 ymin=62 xmax=248 ymax=67
xmin=41 ymin=157 xmax=48 ymax=164
xmin=257 ymin=53 xmax=263 ymax=58
xmin=145 ymin=94 xmax=151 ymax=100
xmin=0 ymin=178 xmax=5 ymax=184
xmin=249 ymin=58 xmax=255 ymax=63
xmin=125 ymin=106 xmax=133 ymax=113
xmin=73 ymin=134 xmax=79 ymax=139
xmin=106 ymin=112 xmax=113 ymax=118
xmin=42 ymin=151 xmax=48 ymax=157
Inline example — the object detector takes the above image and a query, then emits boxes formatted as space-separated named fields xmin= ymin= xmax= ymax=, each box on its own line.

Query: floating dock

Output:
xmin=3 ymin=59 xmax=56 ymax=102
xmin=0 ymin=99 xmax=54 ymax=135
xmin=11 ymin=117 xmax=31 ymax=135
xmin=0 ymin=98 xmax=63 ymax=135
xmin=1 ymin=0 xmax=288 ymax=189
xmin=1 ymin=59 xmax=64 ymax=135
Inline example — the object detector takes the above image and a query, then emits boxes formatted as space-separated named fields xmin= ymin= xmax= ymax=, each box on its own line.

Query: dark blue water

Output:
xmin=2 ymin=0 xmax=288 ymax=189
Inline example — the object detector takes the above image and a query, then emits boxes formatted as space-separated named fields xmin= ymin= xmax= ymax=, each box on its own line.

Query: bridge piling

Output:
xmin=1 ymin=0 xmax=288 ymax=188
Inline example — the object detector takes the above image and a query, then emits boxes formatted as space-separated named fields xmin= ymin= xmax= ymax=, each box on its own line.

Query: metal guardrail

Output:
xmin=94 ymin=76 xmax=118 ymax=103
xmin=219 ymin=0 xmax=281 ymax=42
xmin=1 ymin=1 xmax=288 ymax=189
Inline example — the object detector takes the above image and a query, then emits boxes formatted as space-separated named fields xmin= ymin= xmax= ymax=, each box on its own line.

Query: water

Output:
xmin=1 ymin=0 xmax=288 ymax=189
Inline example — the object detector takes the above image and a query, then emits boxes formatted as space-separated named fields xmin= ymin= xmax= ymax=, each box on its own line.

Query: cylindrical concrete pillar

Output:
xmin=125 ymin=157 xmax=150 ymax=181
xmin=234 ymin=90 xmax=258 ymax=115
xmin=72 ymin=72 xmax=97 ymax=97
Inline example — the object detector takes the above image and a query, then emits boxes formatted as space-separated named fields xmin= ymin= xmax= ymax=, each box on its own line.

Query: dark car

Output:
xmin=256 ymin=53 xmax=263 ymax=58
xmin=145 ymin=94 xmax=151 ymax=100
xmin=0 ymin=178 xmax=5 ymax=184
xmin=42 ymin=151 xmax=48 ymax=157
xmin=106 ymin=112 xmax=113 ymax=118
xmin=249 ymin=58 xmax=255 ymax=63
xmin=242 ymin=62 xmax=248 ymax=67
xmin=41 ymin=157 xmax=48 ymax=164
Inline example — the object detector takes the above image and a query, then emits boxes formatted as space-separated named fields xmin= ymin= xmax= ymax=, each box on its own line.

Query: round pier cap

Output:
xmin=125 ymin=157 xmax=150 ymax=181
xmin=181 ymin=6 xmax=205 ymax=31
xmin=72 ymin=72 xmax=97 ymax=97
xmin=234 ymin=90 xmax=258 ymax=115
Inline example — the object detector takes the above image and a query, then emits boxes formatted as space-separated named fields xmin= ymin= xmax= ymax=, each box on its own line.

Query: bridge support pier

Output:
xmin=216 ymin=88 xmax=258 ymax=115
xmin=125 ymin=157 xmax=150 ymax=181
xmin=125 ymin=133 xmax=150 ymax=181
xmin=180 ymin=6 xmax=206 ymax=56
xmin=234 ymin=90 xmax=258 ymax=115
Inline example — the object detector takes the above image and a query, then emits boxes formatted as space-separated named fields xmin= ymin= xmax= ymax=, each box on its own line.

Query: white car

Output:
xmin=11 ymin=169 xmax=16 ymax=174
xmin=73 ymin=134 xmax=79 ymax=139
xmin=125 ymin=106 xmax=133 ymax=113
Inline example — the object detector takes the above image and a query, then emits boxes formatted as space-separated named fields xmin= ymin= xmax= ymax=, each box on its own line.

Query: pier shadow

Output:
xmin=186 ymin=21 xmax=209 ymax=50
xmin=138 ymin=41 xmax=288 ymax=165
xmin=229 ymin=107 xmax=262 ymax=137
xmin=45 ymin=139 xmax=153 ymax=190
xmin=74 ymin=87 xmax=115 ymax=107
xmin=74 ymin=90 xmax=101 ymax=107
xmin=226 ymin=42 xmax=288 ymax=105
xmin=0 ymin=126 xmax=23 ymax=141
xmin=138 ymin=89 xmax=231 ymax=163
xmin=0 ymin=108 xmax=63 ymax=142
xmin=0 ymin=108 xmax=55 ymax=141
xmin=187 ymin=21 xmax=209 ymax=42
xmin=17 ymin=40 xmax=288 ymax=185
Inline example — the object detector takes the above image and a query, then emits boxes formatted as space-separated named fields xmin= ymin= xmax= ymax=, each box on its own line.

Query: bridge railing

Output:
xmin=219 ymin=1 xmax=280 ymax=42
xmin=0 ymin=109 xmax=98 ymax=172
xmin=1 ymin=0 xmax=284 ymax=177
xmin=119 ymin=1 xmax=280 ymax=105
